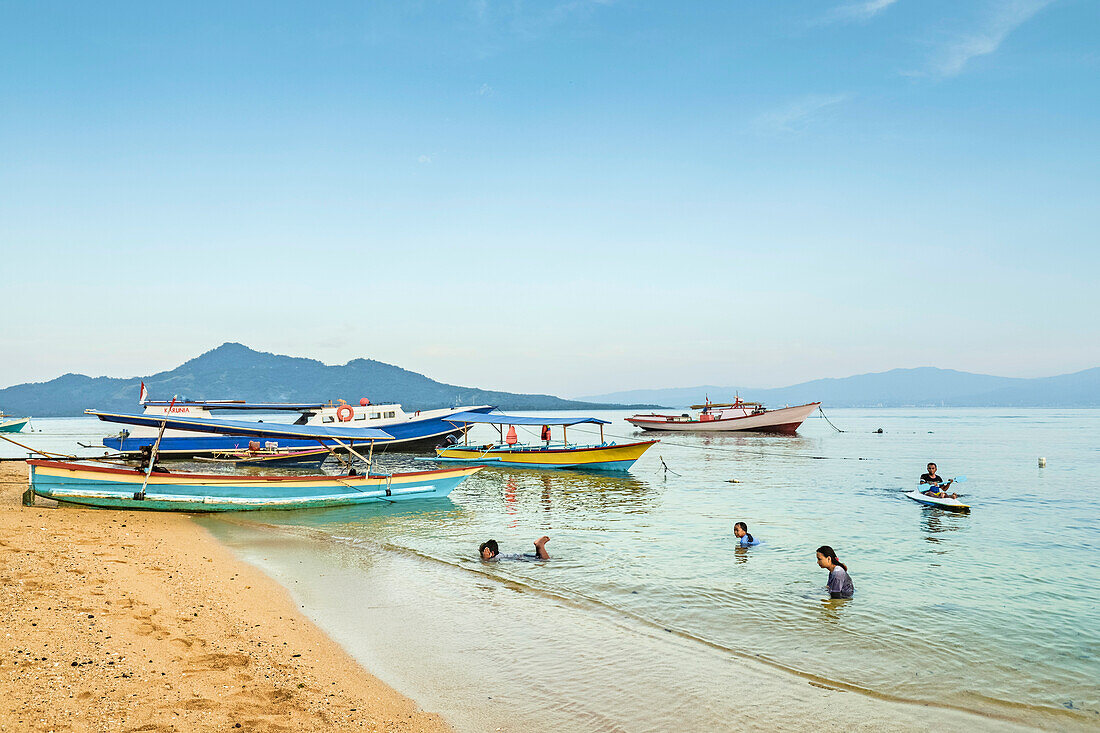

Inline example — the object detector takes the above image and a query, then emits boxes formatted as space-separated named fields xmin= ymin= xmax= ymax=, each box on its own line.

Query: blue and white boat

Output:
xmin=94 ymin=386 xmax=493 ymax=457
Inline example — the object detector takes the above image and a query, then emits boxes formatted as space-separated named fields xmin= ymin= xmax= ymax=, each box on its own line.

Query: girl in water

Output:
xmin=816 ymin=545 xmax=854 ymax=598
xmin=733 ymin=521 xmax=760 ymax=547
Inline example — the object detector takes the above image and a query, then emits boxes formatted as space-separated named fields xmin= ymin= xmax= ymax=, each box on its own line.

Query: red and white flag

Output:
xmin=139 ymin=381 xmax=148 ymax=404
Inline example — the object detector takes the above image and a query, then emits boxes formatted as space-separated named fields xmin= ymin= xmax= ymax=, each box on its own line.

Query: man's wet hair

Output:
xmin=479 ymin=539 xmax=499 ymax=557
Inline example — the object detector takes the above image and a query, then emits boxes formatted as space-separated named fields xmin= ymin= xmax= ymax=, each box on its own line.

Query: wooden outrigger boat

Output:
xmin=27 ymin=460 xmax=481 ymax=512
xmin=418 ymin=412 xmax=657 ymax=472
xmin=19 ymin=409 xmax=484 ymax=512
xmin=627 ymin=398 xmax=820 ymax=435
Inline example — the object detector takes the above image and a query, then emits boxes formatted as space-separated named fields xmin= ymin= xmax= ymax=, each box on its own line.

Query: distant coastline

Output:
xmin=580 ymin=366 xmax=1100 ymax=408
xmin=2 ymin=344 xmax=1098 ymax=415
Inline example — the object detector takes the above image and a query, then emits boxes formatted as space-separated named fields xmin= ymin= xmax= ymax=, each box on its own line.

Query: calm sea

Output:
xmin=8 ymin=410 xmax=1099 ymax=730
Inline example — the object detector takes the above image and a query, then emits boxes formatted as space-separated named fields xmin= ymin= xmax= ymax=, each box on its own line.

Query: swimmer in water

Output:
xmin=479 ymin=536 xmax=551 ymax=561
xmin=920 ymin=462 xmax=957 ymax=499
xmin=733 ymin=521 xmax=759 ymax=547
xmin=816 ymin=545 xmax=854 ymax=599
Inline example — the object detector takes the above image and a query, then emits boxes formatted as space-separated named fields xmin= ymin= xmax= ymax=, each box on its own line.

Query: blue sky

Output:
xmin=1 ymin=1 xmax=1097 ymax=397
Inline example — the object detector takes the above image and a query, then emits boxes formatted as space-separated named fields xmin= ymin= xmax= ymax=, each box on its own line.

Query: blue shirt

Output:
xmin=827 ymin=567 xmax=855 ymax=598
xmin=736 ymin=535 xmax=760 ymax=547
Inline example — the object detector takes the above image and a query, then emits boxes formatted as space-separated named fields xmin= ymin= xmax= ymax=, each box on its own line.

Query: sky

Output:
xmin=1 ymin=0 xmax=1097 ymax=398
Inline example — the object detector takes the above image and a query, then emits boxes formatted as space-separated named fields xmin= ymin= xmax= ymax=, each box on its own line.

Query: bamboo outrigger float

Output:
xmin=419 ymin=411 xmax=657 ymax=472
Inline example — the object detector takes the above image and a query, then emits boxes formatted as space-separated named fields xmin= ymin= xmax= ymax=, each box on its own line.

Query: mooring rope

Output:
xmin=816 ymin=407 xmax=845 ymax=433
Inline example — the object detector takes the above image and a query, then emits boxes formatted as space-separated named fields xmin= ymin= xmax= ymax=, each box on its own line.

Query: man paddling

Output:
xmin=920 ymin=463 xmax=957 ymax=499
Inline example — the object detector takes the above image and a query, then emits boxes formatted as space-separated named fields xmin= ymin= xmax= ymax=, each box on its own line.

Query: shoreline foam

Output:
xmin=0 ymin=461 xmax=449 ymax=732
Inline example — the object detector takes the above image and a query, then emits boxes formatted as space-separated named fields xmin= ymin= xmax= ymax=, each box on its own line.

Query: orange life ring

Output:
xmin=336 ymin=405 xmax=354 ymax=422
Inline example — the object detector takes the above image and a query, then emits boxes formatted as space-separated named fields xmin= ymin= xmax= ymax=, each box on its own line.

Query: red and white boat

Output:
xmin=626 ymin=399 xmax=820 ymax=435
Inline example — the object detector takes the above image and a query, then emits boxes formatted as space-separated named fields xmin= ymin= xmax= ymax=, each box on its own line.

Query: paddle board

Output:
xmin=905 ymin=489 xmax=970 ymax=512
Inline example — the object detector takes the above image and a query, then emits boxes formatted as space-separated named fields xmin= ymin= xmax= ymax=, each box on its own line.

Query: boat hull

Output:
xmin=0 ymin=418 xmax=29 ymax=433
xmin=905 ymin=490 xmax=970 ymax=512
xmin=626 ymin=403 xmax=820 ymax=434
xmin=27 ymin=460 xmax=482 ymax=512
xmin=102 ymin=421 xmax=478 ymax=457
xmin=427 ymin=440 xmax=657 ymax=472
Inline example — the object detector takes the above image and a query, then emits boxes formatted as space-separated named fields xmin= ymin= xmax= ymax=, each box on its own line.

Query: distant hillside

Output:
xmin=580 ymin=367 xmax=1100 ymax=408
xmin=0 ymin=343 xmax=655 ymax=417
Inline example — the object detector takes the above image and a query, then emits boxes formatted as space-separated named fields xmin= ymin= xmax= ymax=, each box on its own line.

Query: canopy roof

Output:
xmin=443 ymin=411 xmax=609 ymax=426
xmin=88 ymin=410 xmax=393 ymax=441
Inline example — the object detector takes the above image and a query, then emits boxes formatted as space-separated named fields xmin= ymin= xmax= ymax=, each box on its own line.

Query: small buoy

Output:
xmin=360 ymin=398 xmax=369 ymax=406
xmin=1038 ymin=457 xmax=1046 ymax=468
xmin=874 ymin=428 xmax=884 ymax=434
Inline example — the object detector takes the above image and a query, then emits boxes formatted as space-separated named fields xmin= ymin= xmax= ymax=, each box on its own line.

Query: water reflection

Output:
xmin=243 ymin=497 xmax=463 ymax=528
xmin=469 ymin=469 xmax=656 ymax=515
xmin=818 ymin=596 xmax=852 ymax=624
xmin=919 ymin=508 xmax=969 ymax=548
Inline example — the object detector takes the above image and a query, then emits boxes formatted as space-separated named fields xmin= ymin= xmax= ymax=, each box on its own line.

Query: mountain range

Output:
xmin=3 ymin=346 xmax=1098 ymax=416
xmin=580 ymin=366 xmax=1100 ymax=408
xmin=0 ymin=343 xmax=655 ymax=417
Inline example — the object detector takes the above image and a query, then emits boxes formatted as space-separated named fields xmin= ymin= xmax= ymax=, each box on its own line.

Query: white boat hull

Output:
xmin=905 ymin=490 xmax=970 ymax=512
xmin=627 ymin=402 xmax=820 ymax=434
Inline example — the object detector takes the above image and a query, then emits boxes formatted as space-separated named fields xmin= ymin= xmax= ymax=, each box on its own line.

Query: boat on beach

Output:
xmin=25 ymin=412 xmax=484 ymax=511
xmin=420 ymin=411 xmax=658 ymax=471
xmin=27 ymin=459 xmax=481 ymax=512
xmin=92 ymin=384 xmax=493 ymax=456
xmin=626 ymin=398 xmax=820 ymax=435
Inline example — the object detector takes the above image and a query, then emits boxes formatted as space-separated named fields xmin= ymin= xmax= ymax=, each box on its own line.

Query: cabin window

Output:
xmin=354 ymin=413 xmax=366 ymax=421
xmin=370 ymin=412 xmax=381 ymax=419
xmin=322 ymin=415 xmax=335 ymax=423
xmin=384 ymin=411 xmax=395 ymax=419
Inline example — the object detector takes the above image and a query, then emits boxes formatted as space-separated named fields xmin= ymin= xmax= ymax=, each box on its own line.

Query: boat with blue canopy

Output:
xmin=417 ymin=411 xmax=658 ymax=472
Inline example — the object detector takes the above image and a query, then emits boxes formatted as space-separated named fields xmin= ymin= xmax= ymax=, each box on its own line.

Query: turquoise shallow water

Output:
xmin=8 ymin=410 xmax=1100 ymax=729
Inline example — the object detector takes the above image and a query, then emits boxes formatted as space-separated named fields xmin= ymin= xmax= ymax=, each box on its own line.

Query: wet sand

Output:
xmin=0 ymin=461 xmax=449 ymax=733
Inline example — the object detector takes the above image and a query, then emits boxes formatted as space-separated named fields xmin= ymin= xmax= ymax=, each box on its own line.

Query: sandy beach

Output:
xmin=0 ymin=460 xmax=448 ymax=733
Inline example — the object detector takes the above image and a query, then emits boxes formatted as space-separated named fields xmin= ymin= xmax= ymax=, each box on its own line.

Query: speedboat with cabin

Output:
xmin=94 ymin=383 xmax=493 ymax=456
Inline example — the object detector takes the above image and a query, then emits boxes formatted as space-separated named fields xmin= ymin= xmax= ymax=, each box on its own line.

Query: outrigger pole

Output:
xmin=320 ymin=436 xmax=375 ymax=473
xmin=136 ymin=397 xmax=175 ymax=500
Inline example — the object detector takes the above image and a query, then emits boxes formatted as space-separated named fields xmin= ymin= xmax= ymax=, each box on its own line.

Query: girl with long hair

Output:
xmin=816 ymin=545 xmax=854 ymax=598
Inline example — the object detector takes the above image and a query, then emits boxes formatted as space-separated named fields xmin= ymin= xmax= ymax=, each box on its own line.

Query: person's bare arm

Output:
xmin=533 ymin=536 xmax=551 ymax=560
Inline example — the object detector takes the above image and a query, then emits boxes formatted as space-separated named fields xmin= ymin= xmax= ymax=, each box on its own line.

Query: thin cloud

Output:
xmin=754 ymin=94 xmax=851 ymax=133
xmin=929 ymin=0 xmax=1055 ymax=77
xmin=827 ymin=0 xmax=900 ymax=23
xmin=418 ymin=155 xmax=432 ymax=164
xmin=470 ymin=0 xmax=616 ymax=37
